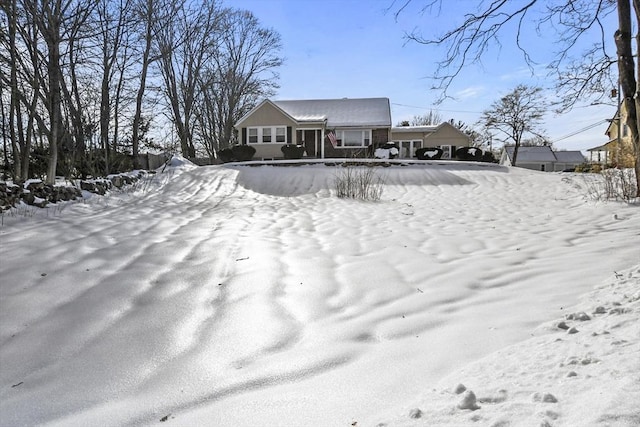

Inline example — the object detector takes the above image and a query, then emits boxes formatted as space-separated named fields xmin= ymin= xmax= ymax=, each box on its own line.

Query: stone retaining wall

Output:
xmin=0 ymin=171 xmax=152 ymax=211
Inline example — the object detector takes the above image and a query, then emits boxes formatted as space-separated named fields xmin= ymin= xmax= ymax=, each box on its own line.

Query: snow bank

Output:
xmin=372 ymin=265 xmax=640 ymax=427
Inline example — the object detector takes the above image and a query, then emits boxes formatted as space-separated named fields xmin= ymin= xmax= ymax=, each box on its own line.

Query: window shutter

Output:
xmin=287 ymin=126 xmax=292 ymax=144
xmin=242 ymin=128 xmax=247 ymax=145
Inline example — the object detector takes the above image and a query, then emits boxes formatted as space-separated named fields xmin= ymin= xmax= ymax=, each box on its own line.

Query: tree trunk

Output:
xmin=632 ymin=0 xmax=640 ymax=196
xmin=7 ymin=0 xmax=22 ymax=180
xmin=512 ymin=144 xmax=519 ymax=166
xmin=617 ymin=0 xmax=640 ymax=196
xmin=46 ymin=37 xmax=61 ymax=184
xmin=100 ymin=65 xmax=111 ymax=175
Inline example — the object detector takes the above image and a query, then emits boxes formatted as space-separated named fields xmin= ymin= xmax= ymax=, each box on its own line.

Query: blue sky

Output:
xmin=227 ymin=0 xmax=617 ymax=153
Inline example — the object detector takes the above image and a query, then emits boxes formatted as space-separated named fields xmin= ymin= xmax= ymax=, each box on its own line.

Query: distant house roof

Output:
xmin=503 ymin=145 xmax=557 ymax=162
xmin=554 ymin=150 xmax=586 ymax=163
xmin=502 ymin=145 xmax=585 ymax=166
xmin=272 ymin=97 xmax=391 ymax=128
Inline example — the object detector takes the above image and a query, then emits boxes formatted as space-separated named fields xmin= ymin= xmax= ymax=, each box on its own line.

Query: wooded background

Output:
xmin=1 ymin=0 xmax=283 ymax=183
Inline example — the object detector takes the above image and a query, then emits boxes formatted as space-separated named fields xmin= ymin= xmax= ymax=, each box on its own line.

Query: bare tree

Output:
xmin=130 ymin=0 xmax=178 ymax=168
xmin=195 ymin=8 xmax=283 ymax=159
xmin=154 ymin=0 xmax=222 ymax=158
xmin=393 ymin=0 xmax=639 ymax=195
xmin=0 ymin=0 xmax=284 ymax=178
xmin=18 ymin=0 xmax=94 ymax=183
xmin=93 ymin=0 xmax=134 ymax=174
xmin=2 ymin=0 xmax=22 ymax=179
xmin=480 ymin=84 xmax=547 ymax=166
xmin=410 ymin=109 xmax=443 ymax=126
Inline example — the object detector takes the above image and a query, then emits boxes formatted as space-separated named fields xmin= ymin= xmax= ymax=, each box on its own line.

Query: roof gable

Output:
xmin=235 ymin=99 xmax=297 ymax=128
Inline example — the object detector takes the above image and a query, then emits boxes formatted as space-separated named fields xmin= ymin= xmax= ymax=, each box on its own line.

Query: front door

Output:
xmin=302 ymin=130 xmax=319 ymax=158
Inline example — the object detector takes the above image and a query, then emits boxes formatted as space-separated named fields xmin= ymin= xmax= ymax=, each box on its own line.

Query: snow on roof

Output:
xmin=390 ymin=125 xmax=438 ymax=133
xmin=273 ymin=98 xmax=391 ymax=128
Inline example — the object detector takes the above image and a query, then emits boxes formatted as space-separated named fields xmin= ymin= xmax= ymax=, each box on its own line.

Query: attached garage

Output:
xmin=390 ymin=122 xmax=471 ymax=159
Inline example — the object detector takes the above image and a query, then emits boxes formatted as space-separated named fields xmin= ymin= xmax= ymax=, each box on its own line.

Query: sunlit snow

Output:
xmin=1 ymin=158 xmax=638 ymax=427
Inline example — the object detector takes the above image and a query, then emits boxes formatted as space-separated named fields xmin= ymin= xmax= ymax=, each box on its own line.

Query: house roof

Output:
xmin=554 ymin=150 xmax=585 ymax=163
xmin=272 ymin=97 xmax=391 ymax=128
xmin=391 ymin=125 xmax=439 ymax=133
xmin=503 ymin=146 xmax=557 ymax=162
xmin=503 ymin=146 xmax=585 ymax=164
xmin=587 ymin=141 xmax=614 ymax=152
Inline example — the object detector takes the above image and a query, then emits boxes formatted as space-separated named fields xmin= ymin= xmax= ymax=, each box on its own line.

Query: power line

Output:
xmin=391 ymin=102 xmax=483 ymax=114
xmin=553 ymin=120 xmax=609 ymax=142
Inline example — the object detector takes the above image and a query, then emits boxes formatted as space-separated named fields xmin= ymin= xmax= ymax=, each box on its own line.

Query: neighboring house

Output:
xmin=554 ymin=150 xmax=588 ymax=171
xmin=390 ymin=123 xmax=471 ymax=159
xmin=588 ymin=103 xmax=636 ymax=167
xmin=234 ymin=97 xmax=392 ymax=159
xmin=500 ymin=146 xmax=585 ymax=171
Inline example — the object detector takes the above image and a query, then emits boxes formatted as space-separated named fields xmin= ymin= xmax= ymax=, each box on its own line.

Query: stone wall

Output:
xmin=0 ymin=171 xmax=151 ymax=212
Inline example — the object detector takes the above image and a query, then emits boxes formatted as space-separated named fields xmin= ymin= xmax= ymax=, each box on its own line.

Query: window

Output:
xmin=439 ymin=145 xmax=452 ymax=159
xmin=247 ymin=126 xmax=288 ymax=144
xmin=334 ymin=129 xmax=371 ymax=148
xmin=248 ymin=128 xmax=258 ymax=144
xmin=262 ymin=127 xmax=272 ymax=143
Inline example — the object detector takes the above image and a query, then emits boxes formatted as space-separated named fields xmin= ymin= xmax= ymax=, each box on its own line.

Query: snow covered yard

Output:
xmin=0 ymin=159 xmax=638 ymax=427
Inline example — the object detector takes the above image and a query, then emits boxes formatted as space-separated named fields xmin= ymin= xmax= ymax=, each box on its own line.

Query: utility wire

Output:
xmin=553 ymin=119 xmax=609 ymax=142
xmin=391 ymin=102 xmax=483 ymax=114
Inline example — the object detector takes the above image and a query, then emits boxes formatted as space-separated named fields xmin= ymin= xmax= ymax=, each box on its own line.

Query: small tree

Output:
xmin=480 ymin=85 xmax=548 ymax=166
xmin=410 ymin=109 xmax=442 ymax=126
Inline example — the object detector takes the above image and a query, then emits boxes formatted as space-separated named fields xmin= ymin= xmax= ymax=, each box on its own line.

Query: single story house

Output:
xmin=233 ymin=97 xmax=471 ymax=160
xmin=500 ymin=146 xmax=585 ymax=171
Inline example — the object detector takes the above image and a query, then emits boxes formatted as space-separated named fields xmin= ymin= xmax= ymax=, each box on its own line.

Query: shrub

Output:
xmin=481 ymin=151 xmax=497 ymax=163
xmin=455 ymin=146 xmax=483 ymax=161
xmin=582 ymin=168 xmax=637 ymax=202
xmin=218 ymin=149 xmax=235 ymax=163
xmin=334 ymin=166 xmax=384 ymax=201
xmin=415 ymin=147 xmax=443 ymax=160
xmin=374 ymin=143 xmax=400 ymax=159
xmin=281 ymin=144 xmax=306 ymax=159
xmin=231 ymin=145 xmax=256 ymax=161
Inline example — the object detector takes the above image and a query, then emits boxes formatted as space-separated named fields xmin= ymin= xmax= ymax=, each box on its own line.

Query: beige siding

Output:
xmin=240 ymin=102 xmax=297 ymax=128
xmin=252 ymin=144 xmax=288 ymax=159
xmin=424 ymin=126 xmax=469 ymax=146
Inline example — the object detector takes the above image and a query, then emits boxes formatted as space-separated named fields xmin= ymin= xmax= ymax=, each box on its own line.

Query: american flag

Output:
xmin=327 ymin=131 xmax=338 ymax=148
